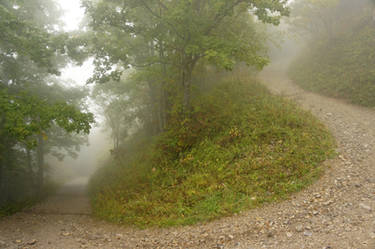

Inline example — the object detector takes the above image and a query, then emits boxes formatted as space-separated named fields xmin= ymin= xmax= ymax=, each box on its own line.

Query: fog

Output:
xmin=2 ymin=0 xmax=375 ymax=229
xmin=47 ymin=126 xmax=112 ymax=184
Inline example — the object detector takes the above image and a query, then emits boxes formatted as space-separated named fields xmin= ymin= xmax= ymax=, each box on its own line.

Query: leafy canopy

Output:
xmin=83 ymin=0 xmax=290 ymax=83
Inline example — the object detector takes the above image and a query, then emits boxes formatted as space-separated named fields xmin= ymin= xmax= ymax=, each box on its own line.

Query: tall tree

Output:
xmin=0 ymin=0 xmax=95 ymax=201
xmin=83 ymin=0 xmax=289 ymax=116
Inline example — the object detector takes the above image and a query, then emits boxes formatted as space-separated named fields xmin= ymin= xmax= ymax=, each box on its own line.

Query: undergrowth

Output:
xmin=0 ymin=181 xmax=59 ymax=218
xmin=289 ymin=19 xmax=375 ymax=107
xmin=89 ymin=78 xmax=335 ymax=228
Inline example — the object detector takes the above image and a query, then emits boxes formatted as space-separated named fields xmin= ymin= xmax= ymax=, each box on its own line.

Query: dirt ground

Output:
xmin=1 ymin=70 xmax=375 ymax=249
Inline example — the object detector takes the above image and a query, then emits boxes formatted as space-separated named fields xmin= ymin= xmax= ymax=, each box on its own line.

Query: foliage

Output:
xmin=0 ymin=0 xmax=95 ymax=211
xmin=289 ymin=1 xmax=375 ymax=107
xmin=83 ymin=0 xmax=289 ymax=117
xmin=89 ymin=75 xmax=335 ymax=227
xmin=0 ymin=88 xmax=93 ymax=146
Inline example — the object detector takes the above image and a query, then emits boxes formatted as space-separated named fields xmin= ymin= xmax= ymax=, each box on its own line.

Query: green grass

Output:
xmin=289 ymin=19 xmax=375 ymax=107
xmin=89 ymin=78 xmax=335 ymax=228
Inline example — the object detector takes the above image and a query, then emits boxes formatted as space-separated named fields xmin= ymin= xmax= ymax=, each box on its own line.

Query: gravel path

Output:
xmin=1 ymin=71 xmax=375 ymax=249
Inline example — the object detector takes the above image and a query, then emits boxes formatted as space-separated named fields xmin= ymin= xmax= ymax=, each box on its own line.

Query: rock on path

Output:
xmin=1 ymin=71 xmax=375 ymax=248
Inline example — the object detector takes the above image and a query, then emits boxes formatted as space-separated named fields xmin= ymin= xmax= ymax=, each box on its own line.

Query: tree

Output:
xmin=0 ymin=0 xmax=95 ymax=202
xmin=288 ymin=0 xmax=370 ymax=40
xmin=92 ymin=76 xmax=137 ymax=151
xmin=83 ymin=0 xmax=289 ymax=117
xmin=288 ymin=0 xmax=340 ymax=39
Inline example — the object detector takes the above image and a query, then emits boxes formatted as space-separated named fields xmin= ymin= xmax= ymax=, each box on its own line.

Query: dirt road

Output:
xmin=1 ymin=71 xmax=375 ymax=248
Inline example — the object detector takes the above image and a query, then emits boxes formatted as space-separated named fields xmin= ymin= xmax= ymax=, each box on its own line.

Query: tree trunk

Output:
xmin=147 ymin=81 xmax=162 ymax=134
xmin=0 ymin=156 xmax=3 ymax=205
xmin=37 ymin=134 xmax=44 ymax=194
xmin=182 ymin=65 xmax=193 ymax=115
xmin=0 ymin=116 xmax=5 ymax=203
xmin=26 ymin=148 xmax=35 ymax=189
xmin=2 ymin=143 xmax=13 ymax=204
xmin=159 ymin=43 xmax=168 ymax=131
xmin=26 ymin=148 xmax=33 ymax=176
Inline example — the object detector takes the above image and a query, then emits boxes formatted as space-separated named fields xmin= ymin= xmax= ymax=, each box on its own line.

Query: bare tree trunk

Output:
xmin=2 ymin=144 xmax=13 ymax=204
xmin=0 ymin=116 xmax=5 ymax=203
xmin=147 ymin=81 xmax=162 ymax=134
xmin=159 ymin=43 xmax=168 ymax=131
xmin=182 ymin=65 xmax=193 ymax=115
xmin=26 ymin=148 xmax=35 ymax=189
xmin=0 ymin=156 xmax=3 ymax=205
xmin=26 ymin=148 xmax=33 ymax=176
xmin=37 ymin=134 xmax=44 ymax=194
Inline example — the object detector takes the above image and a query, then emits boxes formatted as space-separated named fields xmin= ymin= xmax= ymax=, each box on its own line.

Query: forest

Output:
xmin=0 ymin=0 xmax=374 ymax=230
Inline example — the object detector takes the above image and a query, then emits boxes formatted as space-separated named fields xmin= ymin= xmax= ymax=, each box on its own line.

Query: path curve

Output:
xmin=1 ymin=71 xmax=375 ymax=248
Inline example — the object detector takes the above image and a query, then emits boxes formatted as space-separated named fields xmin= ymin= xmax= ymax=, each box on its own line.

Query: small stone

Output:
xmin=228 ymin=234 xmax=234 ymax=240
xmin=62 ymin=232 xmax=71 ymax=237
xmin=314 ymin=193 xmax=321 ymax=198
xmin=304 ymin=231 xmax=313 ymax=237
xmin=27 ymin=239 xmax=37 ymax=245
xmin=0 ymin=240 xmax=7 ymax=247
xmin=15 ymin=240 xmax=22 ymax=244
xmin=359 ymin=203 xmax=372 ymax=211
xmin=295 ymin=225 xmax=303 ymax=232
xmin=217 ymin=244 xmax=224 ymax=249
xmin=323 ymin=200 xmax=333 ymax=206
xmin=286 ymin=232 xmax=293 ymax=238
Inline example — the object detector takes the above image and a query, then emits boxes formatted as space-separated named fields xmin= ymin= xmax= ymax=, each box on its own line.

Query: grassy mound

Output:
xmin=289 ymin=19 xmax=375 ymax=107
xmin=89 ymin=78 xmax=335 ymax=228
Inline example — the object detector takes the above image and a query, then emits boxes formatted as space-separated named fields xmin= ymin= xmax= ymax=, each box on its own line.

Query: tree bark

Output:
xmin=159 ymin=42 xmax=168 ymax=131
xmin=0 ymin=115 xmax=5 ymax=203
xmin=182 ymin=64 xmax=194 ymax=115
xmin=26 ymin=148 xmax=33 ymax=176
xmin=147 ymin=81 xmax=162 ymax=134
xmin=37 ymin=134 xmax=44 ymax=194
xmin=0 ymin=156 xmax=3 ymax=205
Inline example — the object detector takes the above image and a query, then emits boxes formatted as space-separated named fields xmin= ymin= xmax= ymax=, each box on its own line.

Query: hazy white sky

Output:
xmin=58 ymin=0 xmax=85 ymax=32
xmin=52 ymin=1 xmax=111 ymax=176
xmin=57 ymin=0 xmax=94 ymax=87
